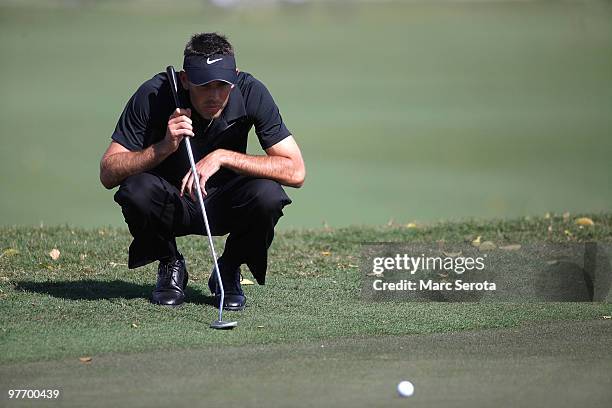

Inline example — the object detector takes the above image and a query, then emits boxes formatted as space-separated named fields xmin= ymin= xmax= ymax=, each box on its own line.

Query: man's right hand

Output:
xmin=161 ymin=108 xmax=194 ymax=154
xmin=100 ymin=109 xmax=195 ymax=189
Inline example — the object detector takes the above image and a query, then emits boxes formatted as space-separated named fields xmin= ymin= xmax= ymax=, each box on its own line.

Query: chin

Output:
xmin=196 ymin=110 xmax=213 ymax=120
xmin=198 ymin=109 xmax=220 ymax=120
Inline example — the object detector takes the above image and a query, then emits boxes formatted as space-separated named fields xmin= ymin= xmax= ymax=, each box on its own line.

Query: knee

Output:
xmin=249 ymin=180 xmax=291 ymax=216
xmin=113 ymin=173 xmax=160 ymax=212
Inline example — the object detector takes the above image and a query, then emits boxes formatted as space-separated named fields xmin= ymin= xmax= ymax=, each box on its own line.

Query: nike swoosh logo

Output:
xmin=206 ymin=57 xmax=222 ymax=64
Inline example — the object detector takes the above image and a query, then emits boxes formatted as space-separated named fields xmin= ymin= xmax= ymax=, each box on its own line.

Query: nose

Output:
xmin=206 ymin=87 xmax=223 ymax=103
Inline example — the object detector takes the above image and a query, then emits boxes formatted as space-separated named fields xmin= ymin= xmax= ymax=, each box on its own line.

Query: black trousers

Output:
xmin=113 ymin=172 xmax=291 ymax=285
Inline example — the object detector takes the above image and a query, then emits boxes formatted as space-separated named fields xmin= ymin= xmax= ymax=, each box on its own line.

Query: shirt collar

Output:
xmin=204 ymin=85 xmax=246 ymax=137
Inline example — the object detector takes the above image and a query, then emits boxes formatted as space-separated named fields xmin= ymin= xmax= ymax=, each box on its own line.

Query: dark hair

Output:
xmin=184 ymin=33 xmax=234 ymax=57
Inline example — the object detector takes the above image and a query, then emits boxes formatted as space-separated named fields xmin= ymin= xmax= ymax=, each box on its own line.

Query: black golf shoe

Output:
xmin=150 ymin=257 xmax=188 ymax=307
xmin=208 ymin=260 xmax=246 ymax=311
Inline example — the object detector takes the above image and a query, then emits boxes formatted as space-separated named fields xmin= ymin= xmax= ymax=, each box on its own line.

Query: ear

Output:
xmin=178 ymin=71 xmax=189 ymax=90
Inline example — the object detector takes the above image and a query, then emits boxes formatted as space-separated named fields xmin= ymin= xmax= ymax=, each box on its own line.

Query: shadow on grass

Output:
xmin=14 ymin=280 xmax=217 ymax=307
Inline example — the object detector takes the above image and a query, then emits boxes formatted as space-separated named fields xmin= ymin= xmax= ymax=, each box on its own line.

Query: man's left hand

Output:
xmin=180 ymin=150 xmax=223 ymax=200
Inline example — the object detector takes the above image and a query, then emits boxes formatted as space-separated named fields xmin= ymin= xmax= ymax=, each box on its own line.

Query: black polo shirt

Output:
xmin=111 ymin=71 xmax=291 ymax=190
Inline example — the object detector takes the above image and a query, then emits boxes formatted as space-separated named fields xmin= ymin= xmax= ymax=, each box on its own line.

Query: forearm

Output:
xmin=217 ymin=149 xmax=305 ymax=187
xmin=100 ymin=142 xmax=172 ymax=189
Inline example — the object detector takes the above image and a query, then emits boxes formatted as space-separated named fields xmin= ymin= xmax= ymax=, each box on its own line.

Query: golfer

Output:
xmin=99 ymin=32 xmax=305 ymax=310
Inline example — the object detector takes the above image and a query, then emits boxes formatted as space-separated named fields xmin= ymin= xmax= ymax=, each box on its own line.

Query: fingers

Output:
xmin=168 ymin=108 xmax=194 ymax=138
xmin=169 ymin=108 xmax=191 ymax=119
xmin=189 ymin=177 xmax=195 ymax=201
xmin=180 ymin=171 xmax=191 ymax=197
xmin=170 ymin=128 xmax=195 ymax=138
xmin=187 ymin=173 xmax=195 ymax=200
xmin=180 ymin=170 xmax=207 ymax=199
xmin=169 ymin=108 xmax=191 ymax=124
xmin=200 ymin=176 xmax=208 ymax=198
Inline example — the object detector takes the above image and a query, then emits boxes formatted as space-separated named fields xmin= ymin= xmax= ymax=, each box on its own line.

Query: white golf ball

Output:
xmin=397 ymin=380 xmax=414 ymax=397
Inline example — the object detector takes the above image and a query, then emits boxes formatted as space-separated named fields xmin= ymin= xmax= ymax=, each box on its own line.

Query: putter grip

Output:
xmin=165 ymin=66 xmax=182 ymax=109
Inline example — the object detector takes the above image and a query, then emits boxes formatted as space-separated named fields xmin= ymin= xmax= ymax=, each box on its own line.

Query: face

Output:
xmin=179 ymin=71 xmax=233 ymax=120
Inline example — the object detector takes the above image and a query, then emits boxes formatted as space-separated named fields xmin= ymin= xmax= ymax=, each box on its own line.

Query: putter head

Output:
xmin=210 ymin=320 xmax=238 ymax=330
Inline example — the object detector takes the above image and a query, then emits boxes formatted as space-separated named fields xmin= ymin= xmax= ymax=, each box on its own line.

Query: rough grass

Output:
xmin=1 ymin=213 xmax=611 ymax=364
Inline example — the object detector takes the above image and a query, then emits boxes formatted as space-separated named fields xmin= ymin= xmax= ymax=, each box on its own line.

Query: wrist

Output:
xmin=215 ymin=149 xmax=231 ymax=167
xmin=155 ymin=139 xmax=174 ymax=157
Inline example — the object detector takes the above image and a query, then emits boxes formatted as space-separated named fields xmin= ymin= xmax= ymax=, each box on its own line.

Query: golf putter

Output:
xmin=165 ymin=66 xmax=237 ymax=330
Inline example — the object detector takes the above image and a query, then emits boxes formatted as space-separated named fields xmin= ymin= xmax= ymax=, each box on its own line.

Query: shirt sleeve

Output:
xmin=248 ymin=78 xmax=291 ymax=150
xmin=110 ymin=83 xmax=152 ymax=151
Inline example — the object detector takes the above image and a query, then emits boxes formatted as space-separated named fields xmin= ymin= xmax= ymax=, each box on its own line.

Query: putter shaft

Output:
xmin=183 ymin=137 xmax=225 ymax=323
xmin=165 ymin=65 xmax=234 ymax=328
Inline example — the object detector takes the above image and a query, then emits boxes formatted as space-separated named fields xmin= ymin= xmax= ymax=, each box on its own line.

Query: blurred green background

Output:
xmin=1 ymin=0 xmax=610 ymax=229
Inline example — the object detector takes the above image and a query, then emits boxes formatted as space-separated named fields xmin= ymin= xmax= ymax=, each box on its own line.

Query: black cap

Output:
xmin=183 ymin=54 xmax=237 ymax=86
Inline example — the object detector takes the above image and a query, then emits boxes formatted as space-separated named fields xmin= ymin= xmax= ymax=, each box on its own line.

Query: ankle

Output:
xmin=160 ymin=252 xmax=184 ymax=265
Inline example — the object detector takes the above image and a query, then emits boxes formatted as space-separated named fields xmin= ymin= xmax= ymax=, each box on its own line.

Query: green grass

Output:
xmin=0 ymin=1 xmax=611 ymax=228
xmin=1 ymin=213 xmax=611 ymax=364
xmin=2 ymin=320 xmax=611 ymax=408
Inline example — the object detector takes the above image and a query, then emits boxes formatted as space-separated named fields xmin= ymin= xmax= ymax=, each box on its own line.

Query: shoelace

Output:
xmin=159 ymin=260 xmax=182 ymax=287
